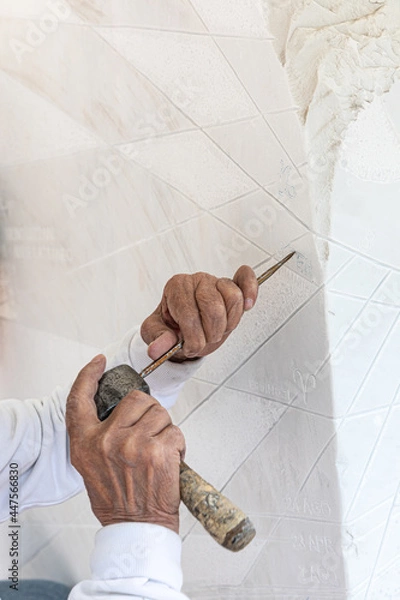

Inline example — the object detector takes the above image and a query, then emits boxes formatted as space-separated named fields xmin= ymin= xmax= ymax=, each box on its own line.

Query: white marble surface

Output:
xmin=120 ymin=130 xmax=257 ymax=209
xmin=65 ymin=0 xmax=207 ymax=31
xmin=96 ymin=27 xmax=258 ymax=127
xmin=0 ymin=1 xmax=399 ymax=598
xmin=216 ymin=38 xmax=295 ymax=115
xmin=206 ymin=116 xmax=292 ymax=187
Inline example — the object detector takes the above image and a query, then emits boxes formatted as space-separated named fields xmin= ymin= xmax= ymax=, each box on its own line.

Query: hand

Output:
xmin=141 ymin=265 xmax=258 ymax=361
xmin=66 ymin=355 xmax=185 ymax=533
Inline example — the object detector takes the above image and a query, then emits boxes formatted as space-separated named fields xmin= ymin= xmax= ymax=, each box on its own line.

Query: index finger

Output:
xmin=163 ymin=278 xmax=206 ymax=357
xmin=66 ymin=354 xmax=106 ymax=437
xmin=233 ymin=265 xmax=258 ymax=310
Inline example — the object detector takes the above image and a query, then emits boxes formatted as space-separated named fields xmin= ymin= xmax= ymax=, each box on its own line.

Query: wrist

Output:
xmin=99 ymin=514 xmax=179 ymax=535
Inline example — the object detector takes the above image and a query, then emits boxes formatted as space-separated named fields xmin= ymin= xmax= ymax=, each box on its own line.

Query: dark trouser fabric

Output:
xmin=0 ymin=579 xmax=71 ymax=599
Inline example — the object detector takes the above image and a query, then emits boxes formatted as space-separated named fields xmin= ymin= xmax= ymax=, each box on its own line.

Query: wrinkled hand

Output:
xmin=141 ymin=265 xmax=258 ymax=361
xmin=66 ymin=355 xmax=185 ymax=533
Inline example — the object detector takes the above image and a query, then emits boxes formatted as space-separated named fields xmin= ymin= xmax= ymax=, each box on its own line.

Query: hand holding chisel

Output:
xmin=94 ymin=253 xmax=295 ymax=551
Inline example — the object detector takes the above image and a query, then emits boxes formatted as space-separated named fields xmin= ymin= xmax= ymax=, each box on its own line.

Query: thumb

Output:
xmin=66 ymin=354 xmax=106 ymax=436
xmin=141 ymin=309 xmax=180 ymax=360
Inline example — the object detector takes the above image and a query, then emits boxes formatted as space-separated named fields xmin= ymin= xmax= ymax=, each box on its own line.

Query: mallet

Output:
xmin=94 ymin=253 xmax=295 ymax=552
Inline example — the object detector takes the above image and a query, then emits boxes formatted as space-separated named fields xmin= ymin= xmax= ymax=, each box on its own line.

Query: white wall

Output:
xmin=1 ymin=1 xmax=399 ymax=598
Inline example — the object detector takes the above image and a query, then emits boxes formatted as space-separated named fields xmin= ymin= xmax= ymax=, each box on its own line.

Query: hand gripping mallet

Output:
xmin=94 ymin=253 xmax=295 ymax=552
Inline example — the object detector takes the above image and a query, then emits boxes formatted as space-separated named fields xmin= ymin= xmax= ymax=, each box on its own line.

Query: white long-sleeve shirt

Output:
xmin=0 ymin=328 xmax=202 ymax=599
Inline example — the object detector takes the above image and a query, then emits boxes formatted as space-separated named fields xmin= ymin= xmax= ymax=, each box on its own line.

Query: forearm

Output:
xmin=0 ymin=389 xmax=83 ymax=521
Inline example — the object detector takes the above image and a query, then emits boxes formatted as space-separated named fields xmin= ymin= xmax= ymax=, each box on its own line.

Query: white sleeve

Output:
xmin=0 ymin=328 xmax=203 ymax=521
xmin=68 ymin=523 xmax=190 ymax=600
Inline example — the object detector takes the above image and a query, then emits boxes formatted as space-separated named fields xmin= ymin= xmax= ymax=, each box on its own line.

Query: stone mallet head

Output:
xmin=94 ymin=253 xmax=295 ymax=551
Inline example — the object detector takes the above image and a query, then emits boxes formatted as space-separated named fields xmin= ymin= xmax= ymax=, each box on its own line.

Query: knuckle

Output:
xmin=206 ymin=323 xmax=224 ymax=343
xmin=223 ymin=286 xmax=244 ymax=324
xmin=210 ymin=303 xmax=226 ymax=321
xmin=166 ymin=273 xmax=187 ymax=290
xmin=220 ymin=279 xmax=243 ymax=304
xmin=228 ymin=292 xmax=244 ymax=320
xmin=194 ymin=271 xmax=208 ymax=279
xmin=123 ymin=391 xmax=158 ymax=414
xmin=197 ymin=292 xmax=223 ymax=314
xmin=98 ymin=429 xmax=115 ymax=457
xmin=125 ymin=389 xmax=151 ymax=402
xmin=150 ymin=403 xmax=171 ymax=422
xmin=203 ymin=303 xmax=227 ymax=341
xmin=170 ymin=425 xmax=185 ymax=444
xmin=230 ymin=285 xmax=245 ymax=305
xmin=182 ymin=312 xmax=200 ymax=328
xmin=185 ymin=340 xmax=204 ymax=355
xmin=148 ymin=441 xmax=166 ymax=466
xmin=119 ymin=437 xmax=135 ymax=463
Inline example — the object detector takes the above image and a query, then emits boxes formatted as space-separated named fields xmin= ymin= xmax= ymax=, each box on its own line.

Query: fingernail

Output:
xmin=91 ymin=354 xmax=104 ymax=364
xmin=244 ymin=298 xmax=254 ymax=310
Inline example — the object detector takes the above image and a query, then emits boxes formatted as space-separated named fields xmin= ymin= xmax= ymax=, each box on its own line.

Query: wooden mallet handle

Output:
xmin=94 ymin=364 xmax=256 ymax=552
xmin=179 ymin=461 xmax=255 ymax=551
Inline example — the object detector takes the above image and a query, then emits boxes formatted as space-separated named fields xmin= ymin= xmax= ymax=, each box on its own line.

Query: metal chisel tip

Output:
xmin=256 ymin=251 xmax=296 ymax=286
